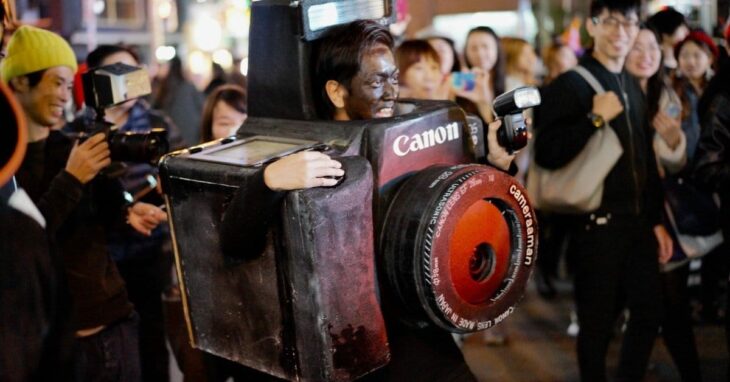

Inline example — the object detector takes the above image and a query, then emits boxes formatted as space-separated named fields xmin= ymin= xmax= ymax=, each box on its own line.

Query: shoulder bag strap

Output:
xmin=571 ymin=65 xmax=606 ymax=95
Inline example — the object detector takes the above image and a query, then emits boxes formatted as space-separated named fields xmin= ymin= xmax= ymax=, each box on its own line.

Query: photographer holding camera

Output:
xmin=69 ymin=44 xmax=184 ymax=382
xmin=2 ymin=26 xmax=166 ymax=380
xmin=220 ymin=20 xmax=520 ymax=382
xmin=533 ymin=1 xmax=672 ymax=380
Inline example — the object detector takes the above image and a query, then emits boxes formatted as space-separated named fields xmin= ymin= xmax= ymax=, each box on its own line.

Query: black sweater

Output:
xmin=15 ymin=131 xmax=133 ymax=330
xmin=534 ymin=54 xmax=663 ymax=223
xmin=0 ymin=202 xmax=74 ymax=381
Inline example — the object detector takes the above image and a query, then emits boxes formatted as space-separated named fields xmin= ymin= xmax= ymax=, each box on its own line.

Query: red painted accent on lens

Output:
xmin=449 ymin=199 xmax=511 ymax=305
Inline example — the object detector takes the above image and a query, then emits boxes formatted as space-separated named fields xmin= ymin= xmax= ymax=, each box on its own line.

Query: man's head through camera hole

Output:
xmin=313 ymin=20 xmax=398 ymax=121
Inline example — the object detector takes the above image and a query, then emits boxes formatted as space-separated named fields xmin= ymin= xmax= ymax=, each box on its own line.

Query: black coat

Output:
xmin=15 ymin=132 xmax=134 ymax=330
xmin=693 ymin=60 xmax=730 ymax=237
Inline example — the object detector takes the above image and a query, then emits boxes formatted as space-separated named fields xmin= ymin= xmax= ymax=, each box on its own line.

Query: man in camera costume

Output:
xmin=161 ymin=2 xmax=538 ymax=381
xmin=1 ymin=25 xmax=169 ymax=380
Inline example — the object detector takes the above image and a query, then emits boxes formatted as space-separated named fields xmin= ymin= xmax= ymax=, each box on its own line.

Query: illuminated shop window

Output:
xmin=96 ymin=0 xmax=146 ymax=29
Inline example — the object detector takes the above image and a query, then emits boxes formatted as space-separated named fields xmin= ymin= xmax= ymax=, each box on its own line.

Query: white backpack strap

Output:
xmin=571 ymin=65 xmax=605 ymax=94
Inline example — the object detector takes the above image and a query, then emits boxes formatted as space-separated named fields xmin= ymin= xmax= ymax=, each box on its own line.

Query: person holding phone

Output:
xmin=458 ymin=26 xmax=507 ymax=123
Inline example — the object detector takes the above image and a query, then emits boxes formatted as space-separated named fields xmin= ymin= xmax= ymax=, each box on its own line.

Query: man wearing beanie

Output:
xmin=2 ymin=25 xmax=162 ymax=381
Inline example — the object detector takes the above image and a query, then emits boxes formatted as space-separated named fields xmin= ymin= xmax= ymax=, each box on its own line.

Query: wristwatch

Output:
xmin=587 ymin=112 xmax=606 ymax=129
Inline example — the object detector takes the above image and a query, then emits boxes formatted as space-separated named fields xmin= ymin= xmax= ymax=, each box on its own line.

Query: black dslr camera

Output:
xmin=76 ymin=63 xmax=168 ymax=163
xmin=493 ymin=86 xmax=541 ymax=154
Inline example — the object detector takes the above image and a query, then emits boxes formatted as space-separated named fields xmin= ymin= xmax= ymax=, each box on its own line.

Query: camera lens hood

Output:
xmin=380 ymin=164 xmax=537 ymax=333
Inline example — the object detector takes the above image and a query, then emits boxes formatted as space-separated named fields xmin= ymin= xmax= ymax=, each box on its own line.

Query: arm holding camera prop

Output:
xmin=221 ymin=149 xmax=345 ymax=259
xmin=485 ymin=120 xmax=516 ymax=172
xmin=263 ymin=151 xmax=344 ymax=191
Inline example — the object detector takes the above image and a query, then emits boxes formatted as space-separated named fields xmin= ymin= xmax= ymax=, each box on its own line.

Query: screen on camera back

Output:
xmin=208 ymin=139 xmax=300 ymax=164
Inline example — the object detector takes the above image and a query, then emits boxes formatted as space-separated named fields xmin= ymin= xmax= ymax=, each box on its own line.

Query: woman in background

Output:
xmin=426 ymin=36 xmax=462 ymax=76
xmin=460 ymin=26 xmax=506 ymax=123
xmin=200 ymin=84 xmax=248 ymax=142
xmin=153 ymin=56 xmax=205 ymax=146
xmin=673 ymin=30 xmax=725 ymax=328
xmin=626 ymin=25 xmax=703 ymax=382
xmin=395 ymin=39 xmax=450 ymax=100
xmin=501 ymin=37 xmax=538 ymax=91
xmin=541 ymin=41 xmax=578 ymax=85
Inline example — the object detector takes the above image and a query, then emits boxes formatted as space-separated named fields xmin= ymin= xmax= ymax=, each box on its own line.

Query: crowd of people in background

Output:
xmin=2 ymin=0 xmax=730 ymax=381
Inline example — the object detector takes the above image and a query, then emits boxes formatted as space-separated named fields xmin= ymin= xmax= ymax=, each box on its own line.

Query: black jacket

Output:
xmin=693 ymin=64 xmax=730 ymax=237
xmin=0 ymin=202 xmax=74 ymax=381
xmin=533 ymin=54 xmax=662 ymax=223
xmin=16 ymin=131 xmax=134 ymax=330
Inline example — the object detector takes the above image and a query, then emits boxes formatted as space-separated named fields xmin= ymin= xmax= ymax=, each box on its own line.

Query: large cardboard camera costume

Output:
xmin=159 ymin=1 xmax=538 ymax=381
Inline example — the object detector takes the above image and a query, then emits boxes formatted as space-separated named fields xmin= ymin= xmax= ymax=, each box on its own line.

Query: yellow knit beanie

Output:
xmin=1 ymin=25 xmax=78 ymax=83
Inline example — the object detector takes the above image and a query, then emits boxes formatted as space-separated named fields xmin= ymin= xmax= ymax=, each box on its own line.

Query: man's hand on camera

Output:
xmin=263 ymin=151 xmax=344 ymax=191
xmin=486 ymin=120 xmax=516 ymax=172
xmin=65 ymin=133 xmax=111 ymax=184
xmin=592 ymin=92 xmax=624 ymax=123
xmin=127 ymin=202 xmax=168 ymax=236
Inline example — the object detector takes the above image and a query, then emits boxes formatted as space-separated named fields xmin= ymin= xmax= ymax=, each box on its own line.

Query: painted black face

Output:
xmin=344 ymin=44 xmax=399 ymax=120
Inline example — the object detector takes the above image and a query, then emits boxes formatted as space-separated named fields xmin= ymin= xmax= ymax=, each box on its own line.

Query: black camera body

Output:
xmin=76 ymin=63 xmax=168 ymax=164
xmin=159 ymin=1 xmax=538 ymax=381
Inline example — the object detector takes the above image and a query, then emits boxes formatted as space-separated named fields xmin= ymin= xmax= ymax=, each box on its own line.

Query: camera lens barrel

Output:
xmin=380 ymin=164 xmax=537 ymax=333
xmin=108 ymin=128 xmax=169 ymax=163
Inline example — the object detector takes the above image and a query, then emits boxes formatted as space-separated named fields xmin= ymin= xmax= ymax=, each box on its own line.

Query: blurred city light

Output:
xmin=189 ymin=50 xmax=211 ymax=75
xmin=93 ymin=0 xmax=105 ymax=15
xmin=155 ymin=45 xmax=177 ymax=62
xmin=212 ymin=49 xmax=233 ymax=69
xmin=191 ymin=17 xmax=223 ymax=51
xmin=158 ymin=0 xmax=173 ymax=19
xmin=225 ymin=4 xmax=250 ymax=38
xmin=239 ymin=57 xmax=249 ymax=76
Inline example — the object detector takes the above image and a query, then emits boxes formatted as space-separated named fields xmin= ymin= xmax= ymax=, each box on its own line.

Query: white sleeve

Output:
xmin=653 ymin=131 xmax=687 ymax=175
